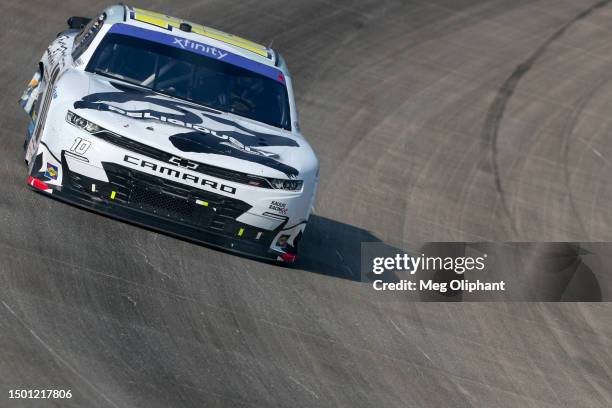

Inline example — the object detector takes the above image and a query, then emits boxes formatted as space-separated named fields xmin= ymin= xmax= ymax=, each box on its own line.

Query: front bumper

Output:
xmin=28 ymin=154 xmax=298 ymax=263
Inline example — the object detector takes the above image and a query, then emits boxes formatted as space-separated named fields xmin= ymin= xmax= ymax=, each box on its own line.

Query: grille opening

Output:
xmin=129 ymin=186 xmax=195 ymax=221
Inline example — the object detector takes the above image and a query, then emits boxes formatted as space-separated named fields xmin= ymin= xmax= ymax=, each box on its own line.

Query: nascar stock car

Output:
xmin=18 ymin=5 xmax=319 ymax=263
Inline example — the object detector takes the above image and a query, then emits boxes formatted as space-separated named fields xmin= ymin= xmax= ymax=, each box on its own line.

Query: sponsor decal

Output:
xmin=123 ymin=155 xmax=237 ymax=194
xmin=44 ymin=163 xmax=58 ymax=180
xmin=269 ymin=200 xmax=288 ymax=215
xmin=45 ymin=34 xmax=71 ymax=72
xmin=172 ymin=38 xmax=227 ymax=60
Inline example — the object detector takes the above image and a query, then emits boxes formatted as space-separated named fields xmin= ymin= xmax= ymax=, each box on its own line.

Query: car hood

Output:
xmin=71 ymin=74 xmax=312 ymax=179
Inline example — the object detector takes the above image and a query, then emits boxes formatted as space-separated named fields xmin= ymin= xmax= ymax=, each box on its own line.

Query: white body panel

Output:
xmin=21 ymin=5 xmax=318 ymax=260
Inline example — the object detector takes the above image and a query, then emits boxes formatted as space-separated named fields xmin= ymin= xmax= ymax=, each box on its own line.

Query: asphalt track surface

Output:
xmin=2 ymin=1 xmax=612 ymax=407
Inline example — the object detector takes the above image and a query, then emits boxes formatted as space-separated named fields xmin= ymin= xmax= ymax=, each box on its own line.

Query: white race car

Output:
xmin=19 ymin=5 xmax=319 ymax=263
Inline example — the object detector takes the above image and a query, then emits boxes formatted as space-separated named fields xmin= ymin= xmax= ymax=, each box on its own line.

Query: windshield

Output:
xmin=86 ymin=33 xmax=291 ymax=130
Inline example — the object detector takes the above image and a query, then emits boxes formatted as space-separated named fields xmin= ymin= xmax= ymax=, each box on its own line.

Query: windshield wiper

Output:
xmin=149 ymin=87 xmax=226 ymax=114
xmin=93 ymin=69 xmax=132 ymax=83
xmin=93 ymin=70 xmax=157 ymax=93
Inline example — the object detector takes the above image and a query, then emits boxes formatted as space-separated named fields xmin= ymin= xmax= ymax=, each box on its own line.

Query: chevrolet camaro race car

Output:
xmin=19 ymin=5 xmax=319 ymax=263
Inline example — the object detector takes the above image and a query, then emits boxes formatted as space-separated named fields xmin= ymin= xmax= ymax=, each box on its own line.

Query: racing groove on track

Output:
xmin=2 ymin=1 xmax=612 ymax=407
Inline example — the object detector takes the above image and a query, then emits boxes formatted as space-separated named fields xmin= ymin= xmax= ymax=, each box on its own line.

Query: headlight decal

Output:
xmin=268 ymin=178 xmax=303 ymax=191
xmin=66 ymin=111 xmax=102 ymax=133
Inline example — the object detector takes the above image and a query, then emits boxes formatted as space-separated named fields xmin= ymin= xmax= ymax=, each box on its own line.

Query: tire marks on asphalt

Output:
xmin=480 ymin=0 xmax=612 ymax=236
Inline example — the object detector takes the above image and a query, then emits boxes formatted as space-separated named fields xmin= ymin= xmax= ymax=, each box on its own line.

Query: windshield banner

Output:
xmin=108 ymin=24 xmax=285 ymax=83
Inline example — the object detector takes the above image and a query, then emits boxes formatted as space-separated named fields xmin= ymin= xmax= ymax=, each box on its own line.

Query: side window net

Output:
xmin=72 ymin=13 xmax=106 ymax=61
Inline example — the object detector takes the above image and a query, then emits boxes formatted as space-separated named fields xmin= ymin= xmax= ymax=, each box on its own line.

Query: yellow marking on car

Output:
xmin=110 ymin=191 xmax=116 ymax=200
xmin=131 ymin=7 xmax=270 ymax=58
xmin=196 ymin=199 xmax=209 ymax=206
xmin=238 ymin=228 xmax=244 ymax=237
xmin=131 ymin=8 xmax=175 ymax=30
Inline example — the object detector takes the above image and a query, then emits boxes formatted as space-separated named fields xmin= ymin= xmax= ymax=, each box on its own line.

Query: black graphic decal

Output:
xmin=170 ymin=132 xmax=299 ymax=178
xmin=73 ymin=82 xmax=299 ymax=177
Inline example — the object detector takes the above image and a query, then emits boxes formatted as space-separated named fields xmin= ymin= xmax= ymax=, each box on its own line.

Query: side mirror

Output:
xmin=67 ymin=16 xmax=91 ymax=30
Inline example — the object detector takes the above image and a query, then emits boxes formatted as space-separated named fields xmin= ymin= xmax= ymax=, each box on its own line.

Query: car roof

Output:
xmin=109 ymin=5 xmax=277 ymax=68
